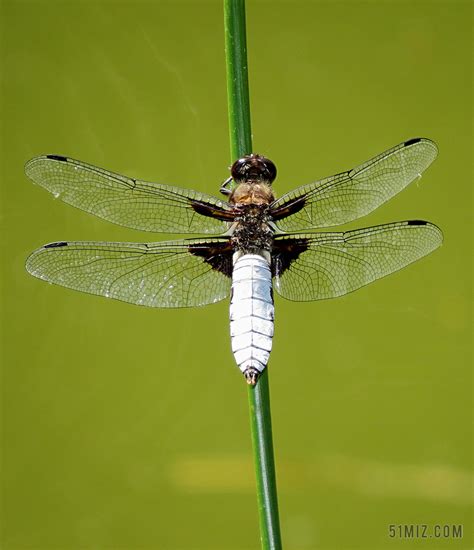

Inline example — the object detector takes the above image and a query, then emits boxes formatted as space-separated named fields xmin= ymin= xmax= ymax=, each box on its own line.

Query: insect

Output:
xmin=26 ymin=138 xmax=442 ymax=384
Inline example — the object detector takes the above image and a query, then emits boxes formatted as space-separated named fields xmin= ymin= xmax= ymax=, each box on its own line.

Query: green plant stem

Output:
xmin=247 ymin=369 xmax=283 ymax=549
xmin=224 ymin=2 xmax=283 ymax=548
xmin=224 ymin=0 xmax=252 ymax=159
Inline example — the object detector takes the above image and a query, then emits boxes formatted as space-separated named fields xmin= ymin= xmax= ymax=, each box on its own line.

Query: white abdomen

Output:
xmin=229 ymin=254 xmax=274 ymax=384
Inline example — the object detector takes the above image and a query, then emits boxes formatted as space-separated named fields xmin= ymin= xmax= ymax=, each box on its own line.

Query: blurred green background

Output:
xmin=1 ymin=1 xmax=472 ymax=549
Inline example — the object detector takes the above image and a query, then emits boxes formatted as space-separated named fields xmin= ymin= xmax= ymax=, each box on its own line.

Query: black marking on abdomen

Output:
xmin=271 ymin=237 xmax=310 ymax=277
xmin=188 ymin=240 xmax=233 ymax=277
xmin=46 ymin=155 xmax=68 ymax=162
xmin=44 ymin=241 xmax=68 ymax=248
xmin=404 ymin=138 xmax=421 ymax=147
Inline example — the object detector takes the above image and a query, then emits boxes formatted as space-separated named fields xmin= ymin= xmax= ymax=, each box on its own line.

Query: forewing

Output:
xmin=26 ymin=238 xmax=233 ymax=308
xmin=272 ymin=221 xmax=442 ymax=301
xmin=25 ymin=155 xmax=235 ymax=234
xmin=271 ymin=138 xmax=438 ymax=230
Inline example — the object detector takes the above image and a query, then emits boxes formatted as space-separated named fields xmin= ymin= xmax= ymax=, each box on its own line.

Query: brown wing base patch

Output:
xmin=188 ymin=240 xmax=234 ymax=277
xmin=189 ymin=199 xmax=236 ymax=221
xmin=270 ymin=196 xmax=307 ymax=220
xmin=272 ymin=237 xmax=310 ymax=277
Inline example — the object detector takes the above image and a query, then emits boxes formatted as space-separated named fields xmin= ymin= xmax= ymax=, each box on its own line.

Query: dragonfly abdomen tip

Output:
xmin=244 ymin=368 xmax=260 ymax=386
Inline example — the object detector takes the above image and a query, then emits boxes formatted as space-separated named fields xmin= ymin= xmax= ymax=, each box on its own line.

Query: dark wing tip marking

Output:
xmin=46 ymin=154 xmax=68 ymax=162
xmin=44 ymin=241 xmax=69 ymax=248
xmin=403 ymin=137 xmax=438 ymax=154
xmin=407 ymin=219 xmax=427 ymax=226
xmin=404 ymin=138 xmax=422 ymax=147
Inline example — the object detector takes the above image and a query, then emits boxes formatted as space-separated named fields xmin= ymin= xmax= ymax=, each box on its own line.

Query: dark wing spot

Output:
xmin=188 ymin=240 xmax=233 ymax=277
xmin=271 ymin=238 xmax=310 ymax=277
xmin=46 ymin=155 xmax=68 ymax=162
xmin=189 ymin=199 xmax=236 ymax=221
xmin=44 ymin=241 xmax=68 ymax=248
xmin=407 ymin=220 xmax=428 ymax=226
xmin=404 ymin=138 xmax=422 ymax=147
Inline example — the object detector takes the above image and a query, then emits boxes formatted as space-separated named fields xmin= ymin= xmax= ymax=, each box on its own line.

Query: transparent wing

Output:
xmin=26 ymin=238 xmax=233 ymax=308
xmin=271 ymin=138 xmax=438 ymax=231
xmin=25 ymin=155 xmax=235 ymax=234
xmin=272 ymin=221 xmax=442 ymax=301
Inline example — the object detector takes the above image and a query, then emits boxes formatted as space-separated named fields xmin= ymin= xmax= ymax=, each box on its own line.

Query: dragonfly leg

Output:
xmin=220 ymin=176 xmax=233 ymax=196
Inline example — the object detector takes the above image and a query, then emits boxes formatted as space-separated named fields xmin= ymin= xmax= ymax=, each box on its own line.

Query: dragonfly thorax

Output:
xmin=229 ymin=182 xmax=275 ymax=205
xmin=231 ymin=204 xmax=273 ymax=255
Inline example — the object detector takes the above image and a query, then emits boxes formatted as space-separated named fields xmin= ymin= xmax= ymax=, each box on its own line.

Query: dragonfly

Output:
xmin=26 ymin=138 xmax=442 ymax=384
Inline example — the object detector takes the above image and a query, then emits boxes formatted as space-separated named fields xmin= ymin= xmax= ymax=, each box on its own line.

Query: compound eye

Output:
xmin=230 ymin=157 xmax=249 ymax=181
xmin=262 ymin=159 xmax=277 ymax=183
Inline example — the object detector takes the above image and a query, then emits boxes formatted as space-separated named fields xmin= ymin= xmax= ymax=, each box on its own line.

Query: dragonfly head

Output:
xmin=231 ymin=154 xmax=277 ymax=185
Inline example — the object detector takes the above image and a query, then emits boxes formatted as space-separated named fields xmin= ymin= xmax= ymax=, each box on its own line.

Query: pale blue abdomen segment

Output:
xmin=229 ymin=254 xmax=274 ymax=378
